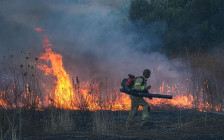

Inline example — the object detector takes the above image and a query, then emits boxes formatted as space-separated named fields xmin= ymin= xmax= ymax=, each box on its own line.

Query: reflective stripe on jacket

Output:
xmin=132 ymin=76 xmax=147 ymax=91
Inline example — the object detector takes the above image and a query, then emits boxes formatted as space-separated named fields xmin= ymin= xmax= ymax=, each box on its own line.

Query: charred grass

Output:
xmin=0 ymin=107 xmax=224 ymax=140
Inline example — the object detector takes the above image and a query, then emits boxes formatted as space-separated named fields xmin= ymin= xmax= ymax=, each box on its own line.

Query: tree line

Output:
xmin=129 ymin=0 xmax=224 ymax=56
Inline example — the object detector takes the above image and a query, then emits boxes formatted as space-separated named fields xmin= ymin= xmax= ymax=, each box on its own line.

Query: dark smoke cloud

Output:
xmin=0 ymin=0 xmax=190 ymax=92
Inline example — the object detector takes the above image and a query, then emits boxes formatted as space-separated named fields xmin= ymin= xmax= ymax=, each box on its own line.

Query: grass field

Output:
xmin=0 ymin=108 xmax=224 ymax=140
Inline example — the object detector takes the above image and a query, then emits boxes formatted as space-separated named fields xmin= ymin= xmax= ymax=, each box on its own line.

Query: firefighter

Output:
xmin=126 ymin=69 xmax=152 ymax=129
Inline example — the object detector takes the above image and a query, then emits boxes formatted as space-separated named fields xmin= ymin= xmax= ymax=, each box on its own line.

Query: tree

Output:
xmin=129 ymin=0 xmax=224 ymax=56
xmin=129 ymin=0 xmax=150 ymax=22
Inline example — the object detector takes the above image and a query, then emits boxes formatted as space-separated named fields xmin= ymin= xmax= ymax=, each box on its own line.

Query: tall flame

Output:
xmin=37 ymin=35 xmax=133 ymax=110
xmin=38 ymin=35 xmax=78 ymax=110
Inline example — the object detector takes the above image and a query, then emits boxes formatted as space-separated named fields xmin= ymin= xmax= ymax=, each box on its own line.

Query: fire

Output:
xmin=146 ymin=94 xmax=194 ymax=109
xmin=38 ymin=35 xmax=79 ymax=110
xmin=0 ymin=34 xmax=223 ymax=112
xmin=0 ymin=98 xmax=7 ymax=108
xmin=37 ymin=35 xmax=132 ymax=111
xmin=35 ymin=35 xmax=223 ymax=112
xmin=0 ymin=83 xmax=42 ymax=110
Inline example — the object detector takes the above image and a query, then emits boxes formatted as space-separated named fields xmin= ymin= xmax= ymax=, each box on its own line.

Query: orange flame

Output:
xmin=0 ymin=99 xmax=7 ymax=108
xmin=37 ymin=35 xmax=132 ymax=110
xmin=0 ymin=35 xmax=223 ymax=112
xmin=35 ymin=35 xmax=223 ymax=112
xmin=38 ymin=35 xmax=79 ymax=110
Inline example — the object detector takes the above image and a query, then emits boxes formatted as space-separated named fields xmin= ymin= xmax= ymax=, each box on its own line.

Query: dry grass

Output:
xmin=92 ymin=111 xmax=115 ymax=135
xmin=187 ymin=47 xmax=224 ymax=109
xmin=0 ymin=48 xmax=223 ymax=139
xmin=44 ymin=109 xmax=75 ymax=133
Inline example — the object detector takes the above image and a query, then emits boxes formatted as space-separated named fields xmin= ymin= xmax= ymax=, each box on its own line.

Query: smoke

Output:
xmin=0 ymin=0 xmax=190 ymax=92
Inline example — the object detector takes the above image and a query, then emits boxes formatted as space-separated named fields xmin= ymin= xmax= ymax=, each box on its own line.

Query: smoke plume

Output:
xmin=0 ymin=0 xmax=189 ymax=92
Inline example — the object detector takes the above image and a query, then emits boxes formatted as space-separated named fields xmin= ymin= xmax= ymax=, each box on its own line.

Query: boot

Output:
xmin=139 ymin=118 xmax=153 ymax=127
xmin=126 ymin=120 xmax=139 ymax=130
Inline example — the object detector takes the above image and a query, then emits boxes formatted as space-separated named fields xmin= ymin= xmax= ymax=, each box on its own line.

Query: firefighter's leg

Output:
xmin=139 ymin=98 xmax=150 ymax=120
xmin=139 ymin=98 xmax=153 ymax=127
xmin=126 ymin=96 xmax=139 ymax=128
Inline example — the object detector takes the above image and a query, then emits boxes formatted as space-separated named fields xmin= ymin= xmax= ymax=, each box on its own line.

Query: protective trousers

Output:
xmin=126 ymin=95 xmax=150 ymax=123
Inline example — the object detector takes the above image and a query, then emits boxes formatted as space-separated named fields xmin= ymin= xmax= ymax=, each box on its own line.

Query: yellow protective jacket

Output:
xmin=132 ymin=76 xmax=147 ymax=91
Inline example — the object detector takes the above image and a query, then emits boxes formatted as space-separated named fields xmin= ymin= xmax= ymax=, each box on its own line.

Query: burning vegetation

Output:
xmin=0 ymin=35 xmax=223 ymax=112
xmin=0 ymin=1 xmax=224 ymax=139
xmin=0 ymin=34 xmax=223 ymax=140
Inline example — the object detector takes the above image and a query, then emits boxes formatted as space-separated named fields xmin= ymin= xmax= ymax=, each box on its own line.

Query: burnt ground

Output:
xmin=1 ymin=108 xmax=224 ymax=140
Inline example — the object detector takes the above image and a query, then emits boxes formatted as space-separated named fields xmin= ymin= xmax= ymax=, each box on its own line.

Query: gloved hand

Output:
xmin=147 ymin=85 xmax=151 ymax=89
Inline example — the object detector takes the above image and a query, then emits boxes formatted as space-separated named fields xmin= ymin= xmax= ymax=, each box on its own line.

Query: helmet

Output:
xmin=143 ymin=69 xmax=151 ymax=78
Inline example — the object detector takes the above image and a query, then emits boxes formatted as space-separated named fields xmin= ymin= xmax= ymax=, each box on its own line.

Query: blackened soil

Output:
xmin=1 ymin=108 xmax=224 ymax=140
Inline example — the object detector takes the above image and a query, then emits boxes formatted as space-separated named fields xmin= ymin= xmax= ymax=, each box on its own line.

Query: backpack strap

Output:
xmin=138 ymin=76 xmax=145 ymax=86
xmin=132 ymin=76 xmax=146 ymax=91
